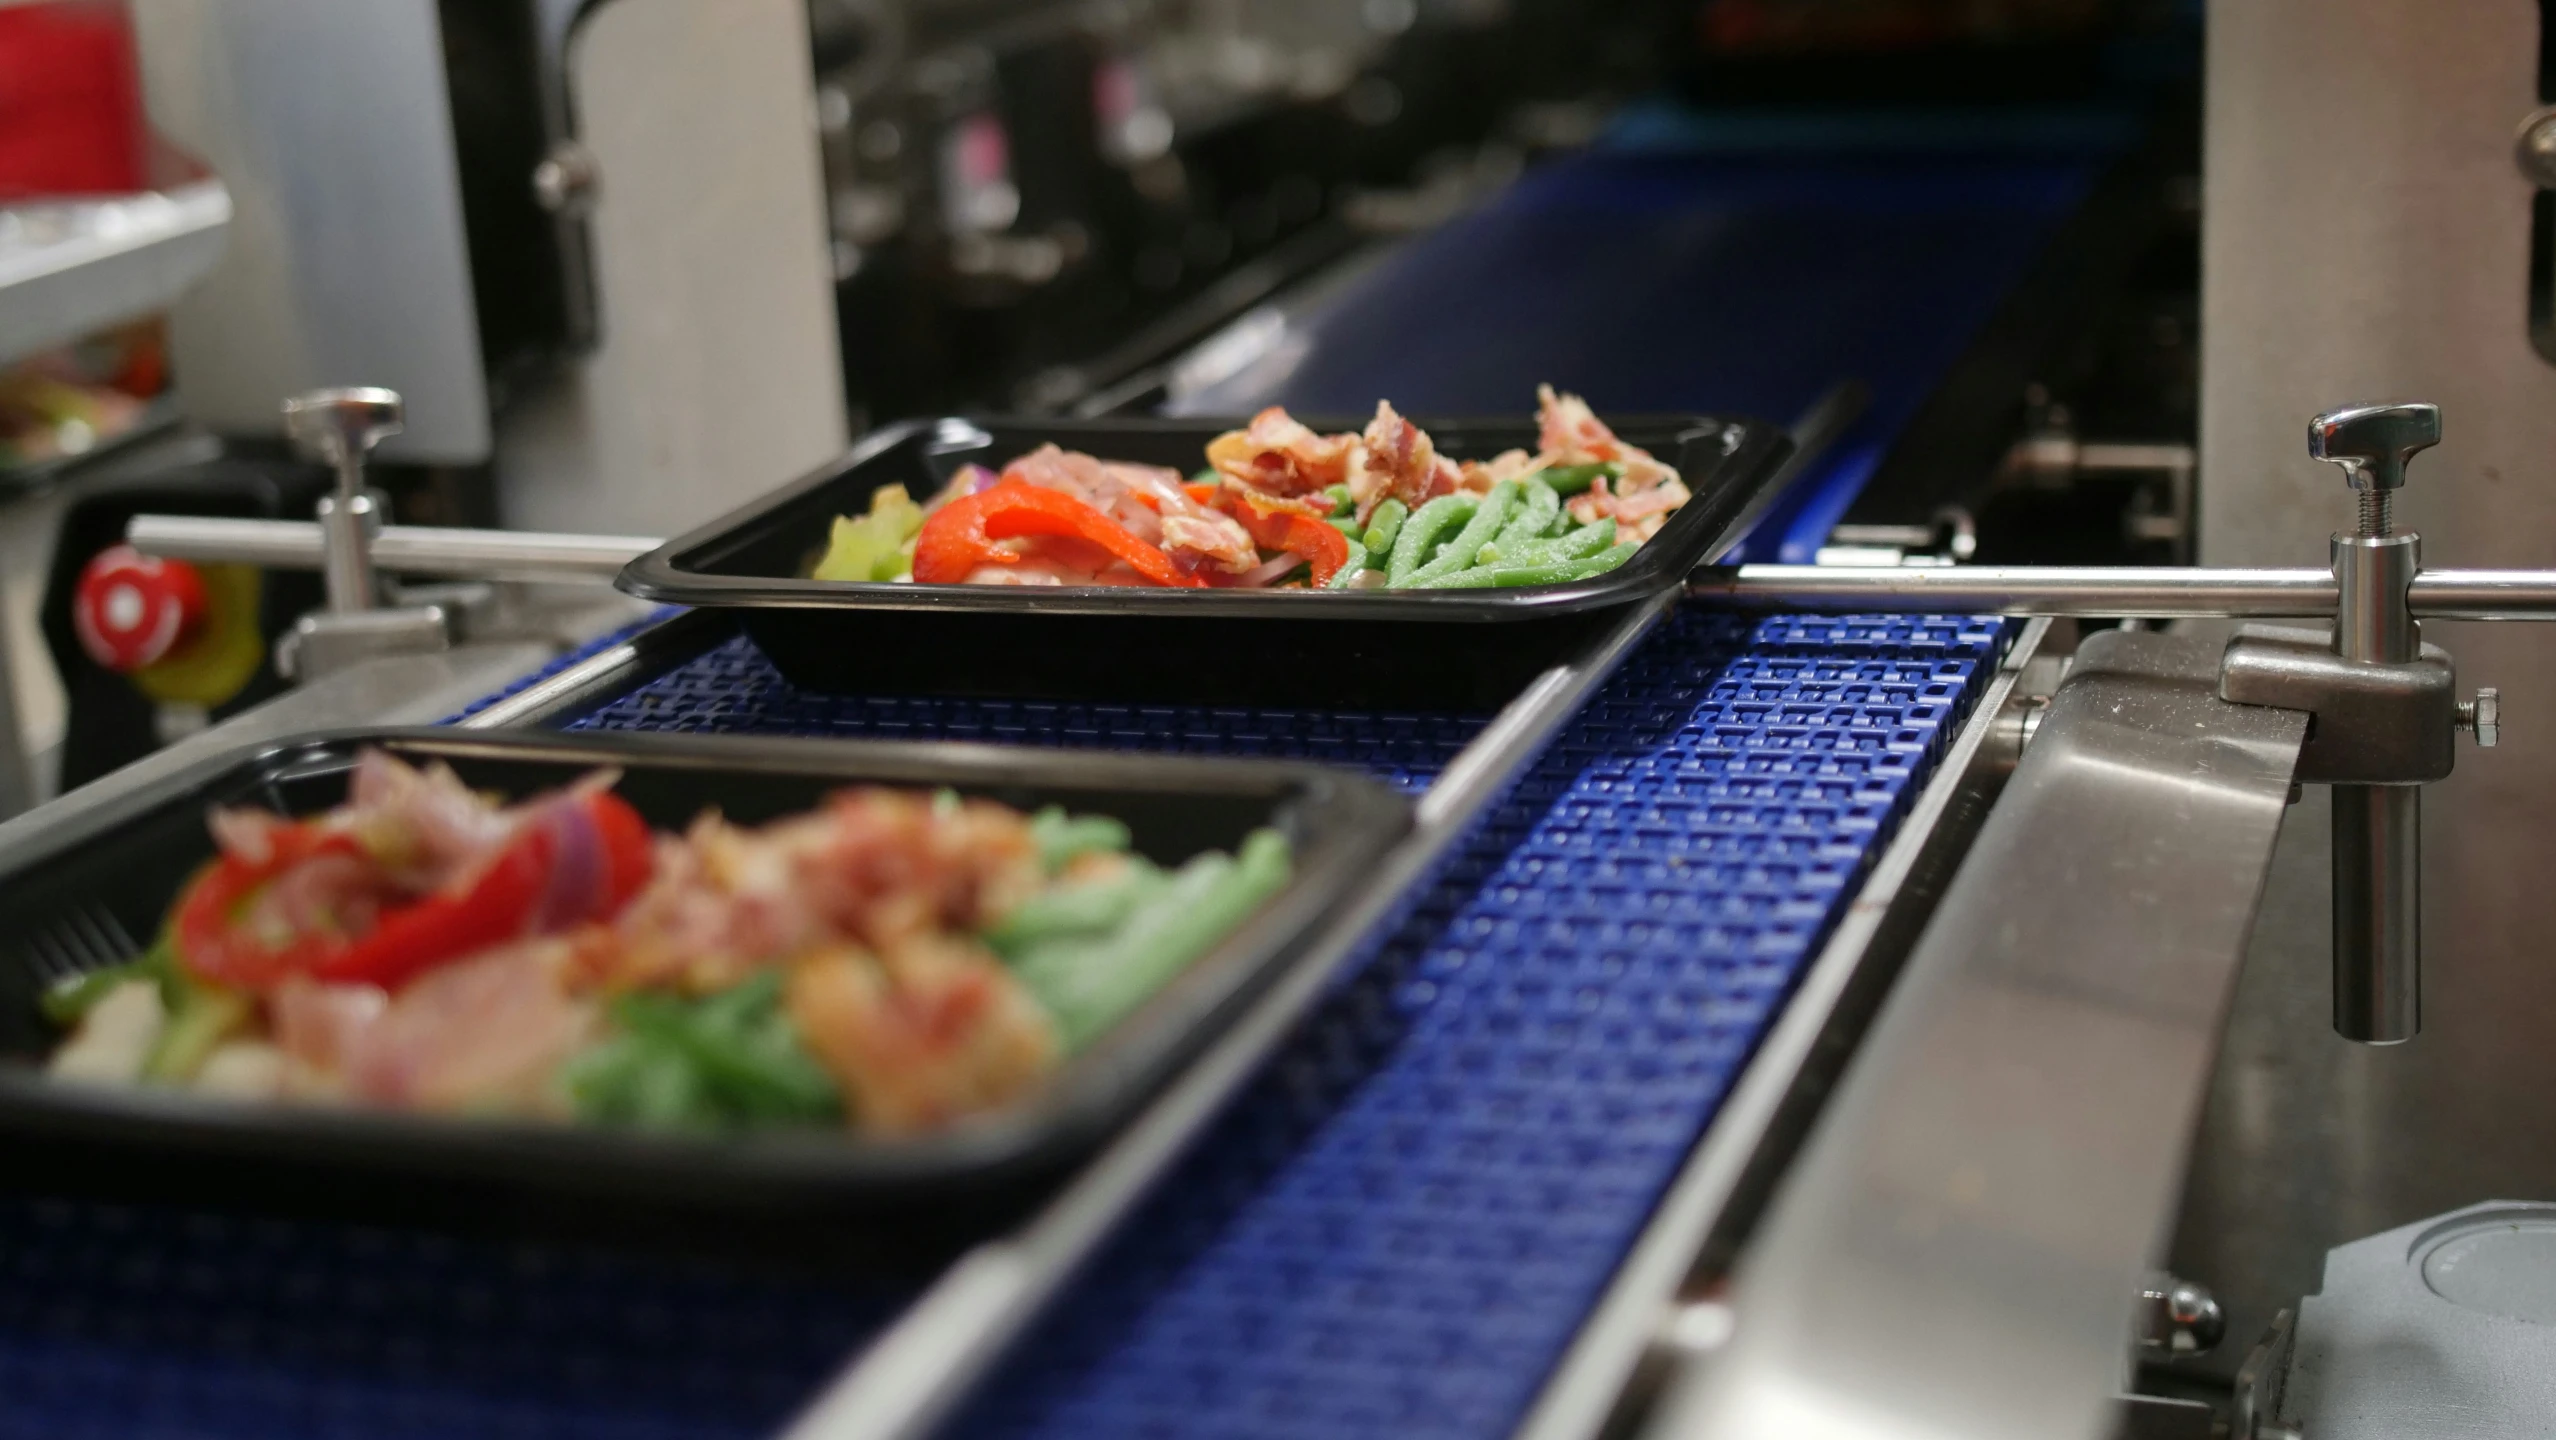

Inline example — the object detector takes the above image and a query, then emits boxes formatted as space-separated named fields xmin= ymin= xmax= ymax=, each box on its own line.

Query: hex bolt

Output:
xmin=2460 ymin=687 xmax=2501 ymax=747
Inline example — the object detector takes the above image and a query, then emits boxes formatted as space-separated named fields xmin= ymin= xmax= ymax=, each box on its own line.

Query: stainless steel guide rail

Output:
xmin=1691 ymin=563 xmax=2556 ymax=620
xmin=128 ymin=515 xmax=2556 ymax=620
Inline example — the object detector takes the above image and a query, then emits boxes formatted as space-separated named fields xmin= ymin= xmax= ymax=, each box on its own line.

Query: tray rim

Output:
xmin=615 ymin=411 xmax=1794 ymax=621
xmin=0 ymin=726 xmax=1413 ymax=1206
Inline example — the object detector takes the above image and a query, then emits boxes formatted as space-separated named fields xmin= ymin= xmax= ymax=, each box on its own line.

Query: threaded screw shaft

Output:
xmin=2358 ymin=487 xmax=2393 ymax=537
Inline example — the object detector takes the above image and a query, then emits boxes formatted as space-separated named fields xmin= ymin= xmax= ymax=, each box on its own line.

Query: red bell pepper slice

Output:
xmin=173 ymin=825 xmax=377 ymax=989
xmin=175 ymin=791 xmax=655 ymax=992
xmin=913 ymin=479 xmax=1202 ymax=587
xmin=1215 ymin=486 xmax=1352 ymax=584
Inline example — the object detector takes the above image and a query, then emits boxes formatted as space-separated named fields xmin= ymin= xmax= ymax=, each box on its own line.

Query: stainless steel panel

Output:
xmin=1644 ymin=630 xmax=2306 ymax=1440
xmin=130 ymin=0 xmax=493 ymax=463
xmin=2184 ymin=0 xmax=2556 ymax=1374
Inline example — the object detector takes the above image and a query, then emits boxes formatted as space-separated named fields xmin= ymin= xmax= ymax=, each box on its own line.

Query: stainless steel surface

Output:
xmin=131 ymin=0 xmax=493 ymax=462
xmin=2188 ymin=0 xmax=2556 ymax=1388
xmin=2231 ymin=1308 xmax=2297 ymax=1440
xmin=781 ymin=595 xmax=1682 ymax=1440
xmin=2216 ymin=626 xmax=2457 ymax=785
xmin=2135 ymin=1274 xmax=2226 ymax=1359
xmin=2332 ymin=536 xmax=2421 ymax=664
xmin=274 ymin=604 xmax=450 ymax=683
xmin=1643 ymin=629 xmax=2306 ymax=1440
xmin=127 ymin=515 xmax=657 ymax=583
xmin=283 ymin=387 xmax=404 ymax=615
xmin=2328 ymin=525 xmax=2425 ymax=1046
xmin=0 ymin=180 xmax=232 ymax=367
xmin=2279 ymin=1202 xmax=2556 ymax=1438
xmin=1514 ymin=620 xmax=2054 ymax=1440
xmin=0 ymin=640 xmax=552 ymax=858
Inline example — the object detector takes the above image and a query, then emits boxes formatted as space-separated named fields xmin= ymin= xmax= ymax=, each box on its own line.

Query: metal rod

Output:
xmin=1691 ymin=564 xmax=2556 ymax=620
xmin=2331 ymin=783 xmax=2421 ymax=1043
xmin=128 ymin=515 xmax=656 ymax=582
xmin=2327 ymin=532 xmax=2425 ymax=1044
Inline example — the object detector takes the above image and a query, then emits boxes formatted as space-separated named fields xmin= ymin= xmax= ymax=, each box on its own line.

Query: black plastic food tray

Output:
xmin=0 ymin=729 xmax=1407 ymax=1212
xmin=619 ymin=415 xmax=1792 ymax=708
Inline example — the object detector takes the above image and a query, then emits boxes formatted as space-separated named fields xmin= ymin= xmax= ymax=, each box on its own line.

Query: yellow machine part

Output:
xmin=129 ymin=563 xmax=265 ymax=708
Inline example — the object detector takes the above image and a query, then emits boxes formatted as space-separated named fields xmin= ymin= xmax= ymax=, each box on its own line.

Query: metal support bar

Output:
xmin=1690 ymin=564 xmax=2556 ymax=620
xmin=1642 ymin=628 xmax=2307 ymax=1440
xmin=128 ymin=515 xmax=656 ymax=583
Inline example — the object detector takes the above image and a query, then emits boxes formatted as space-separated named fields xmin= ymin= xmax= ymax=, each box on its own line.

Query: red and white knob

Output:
xmin=74 ymin=544 xmax=207 ymax=673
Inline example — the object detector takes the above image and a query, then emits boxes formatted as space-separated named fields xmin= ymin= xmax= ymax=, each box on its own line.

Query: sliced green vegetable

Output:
xmin=1006 ymin=829 xmax=1291 ymax=1049
xmin=1029 ymin=806 xmax=1133 ymax=872
xmin=1388 ymin=494 xmax=1475 ymax=585
xmin=1326 ymin=516 xmax=1364 ymax=538
xmin=1535 ymin=462 xmax=1622 ymax=497
xmin=813 ymin=484 xmax=925 ymax=583
xmin=1401 ymin=480 xmax=1521 ymax=587
xmin=1406 ymin=542 xmax=1641 ymax=590
xmin=1322 ymin=483 xmax=1354 ymax=515
xmin=1361 ymin=499 xmax=1408 ymax=558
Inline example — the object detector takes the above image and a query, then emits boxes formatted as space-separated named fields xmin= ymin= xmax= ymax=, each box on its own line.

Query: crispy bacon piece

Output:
xmin=587 ymin=787 xmax=1044 ymax=996
xmin=1205 ymin=406 xmax=1358 ymax=499
xmin=785 ymin=938 xmax=1059 ymax=1135
xmin=1345 ymin=400 xmax=1461 ymax=520
xmin=1538 ymin=385 xmax=1691 ymax=541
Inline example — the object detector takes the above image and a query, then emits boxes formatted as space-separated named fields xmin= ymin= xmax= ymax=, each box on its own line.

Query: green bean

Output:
xmin=1406 ymin=543 xmax=1641 ymax=589
xmin=1324 ymin=557 xmax=1373 ymax=588
xmin=1008 ymin=829 xmax=1291 ymax=1048
xmin=1361 ymin=499 xmax=1408 ymax=558
xmin=1387 ymin=494 xmax=1477 ymax=585
xmin=1325 ymin=516 xmax=1364 ymax=538
xmin=1535 ymin=462 xmax=1622 ymax=496
xmin=607 ymin=975 xmax=838 ymax=1123
xmin=1494 ymin=479 xmax=1560 ymax=549
xmin=42 ymin=948 xmax=168 ymax=1027
xmin=1401 ymin=481 xmax=1521 ymax=586
xmin=1497 ymin=519 xmax=1619 ymax=568
xmin=1030 ymin=807 xmax=1132 ymax=872
xmin=985 ymin=865 xmax=1169 ymax=958
xmin=144 ymin=983 xmax=250 ymax=1083
xmin=1322 ymin=483 xmax=1354 ymax=515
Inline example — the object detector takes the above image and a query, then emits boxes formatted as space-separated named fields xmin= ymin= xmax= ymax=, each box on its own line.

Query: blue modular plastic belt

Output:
xmin=0 ymin=609 xmax=2008 ymax=1440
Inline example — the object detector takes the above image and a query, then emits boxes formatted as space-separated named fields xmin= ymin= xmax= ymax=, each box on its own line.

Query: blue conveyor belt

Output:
xmin=1171 ymin=144 xmax=2110 ymax=563
xmin=0 ymin=608 xmax=2007 ymax=1439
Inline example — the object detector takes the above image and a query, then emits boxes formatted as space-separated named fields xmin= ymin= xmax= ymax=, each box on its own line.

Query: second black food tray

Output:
xmin=619 ymin=414 xmax=1793 ymax=708
xmin=0 ymin=728 xmax=1408 ymax=1213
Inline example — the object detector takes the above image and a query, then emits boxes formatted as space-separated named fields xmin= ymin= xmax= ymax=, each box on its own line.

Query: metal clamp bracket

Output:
xmin=2219 ymin=623 xmax=2459 ymax=784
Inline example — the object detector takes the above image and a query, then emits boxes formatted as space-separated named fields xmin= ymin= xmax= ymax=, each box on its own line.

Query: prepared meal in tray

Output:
xmin=38 ymin=751 xmax=1290 ymax=1136
xmin=813 ymin=386 xmax=1693 ymax=591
